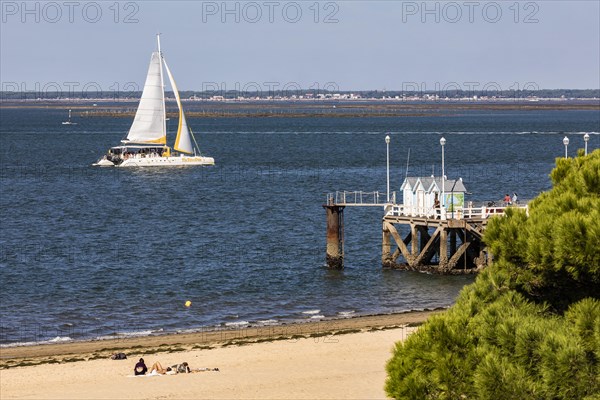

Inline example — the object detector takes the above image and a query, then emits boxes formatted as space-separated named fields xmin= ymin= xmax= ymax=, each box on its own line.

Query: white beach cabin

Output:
xmin=400 ymin=176 xmax=467 ymax=218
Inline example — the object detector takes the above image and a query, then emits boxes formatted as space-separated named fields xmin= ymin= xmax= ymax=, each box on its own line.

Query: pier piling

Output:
xmin=381 ymin=215 xmax=488 ymax=274
xmin=323 ymin=198 xmax=345 ymax=269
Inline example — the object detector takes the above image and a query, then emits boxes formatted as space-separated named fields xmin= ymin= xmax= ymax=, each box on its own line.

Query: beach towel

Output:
xmin=127 ymin=370 xmax=175 ymax=378
xmin=126 ymin=368 xmax=219 ymax=377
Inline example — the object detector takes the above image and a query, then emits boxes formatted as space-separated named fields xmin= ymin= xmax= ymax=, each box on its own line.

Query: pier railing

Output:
xmin=326 ymin=191 xmax=396 ymax=206
xmin=326 ymin=192 xmax=529 ymax=220
xmin=385 ymin=201 xmax=529 ymax=220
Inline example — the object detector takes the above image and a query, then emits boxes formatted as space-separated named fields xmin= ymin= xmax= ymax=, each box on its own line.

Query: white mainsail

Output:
xmin=126 ymin=52 xmax=166 ymax=144
xmin=162 ymin=58 xmax=194 ymax=154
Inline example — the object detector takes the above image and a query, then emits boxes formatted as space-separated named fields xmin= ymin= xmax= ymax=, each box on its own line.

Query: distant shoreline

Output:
xmin=0 ymin=309 xmax=441 ymax=368
xmin=0 ymin=100 xmax=598 ymax=119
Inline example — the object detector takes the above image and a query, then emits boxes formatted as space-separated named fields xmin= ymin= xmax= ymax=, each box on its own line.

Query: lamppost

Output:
xmin=386 ymin=135 xmax=391 ymax=203
xmin=440 ymin=137 xmax=446 ymax=212
xmin=584 ymin=133 xmax=590 ymax=155
xmin=563 ymin=136 xmax=569 ymax=158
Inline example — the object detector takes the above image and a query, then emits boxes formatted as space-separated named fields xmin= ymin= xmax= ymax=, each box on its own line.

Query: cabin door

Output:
xmin=417 ymin=190 xmax=425 ymax=215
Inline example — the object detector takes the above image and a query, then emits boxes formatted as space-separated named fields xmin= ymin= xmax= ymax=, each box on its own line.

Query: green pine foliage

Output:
xmin=386 ymin=150 xmax=600 ymax=399
xmin=485 ymin=150 xmax=600 ymax=308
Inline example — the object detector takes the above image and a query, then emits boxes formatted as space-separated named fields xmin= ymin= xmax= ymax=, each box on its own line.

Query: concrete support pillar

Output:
xmin=323 ymin=204 xmax=345 ymax=269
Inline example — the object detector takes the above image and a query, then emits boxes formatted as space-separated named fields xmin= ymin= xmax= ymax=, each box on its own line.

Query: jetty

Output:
xmin=323 ymin=185 xmax=528 ymax=274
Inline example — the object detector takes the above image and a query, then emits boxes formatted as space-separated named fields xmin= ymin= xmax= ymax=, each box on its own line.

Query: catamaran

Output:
xmin=94 ymin=35 xmax=214 ymax=167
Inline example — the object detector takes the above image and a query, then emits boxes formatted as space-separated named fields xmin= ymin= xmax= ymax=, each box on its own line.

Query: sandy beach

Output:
xmin=0 ymin=311 xmax=436 ymax=399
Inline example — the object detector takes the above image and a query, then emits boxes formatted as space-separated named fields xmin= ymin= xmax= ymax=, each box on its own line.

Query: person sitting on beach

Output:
xmin=134 ymin=358 xmax=147 ymax=376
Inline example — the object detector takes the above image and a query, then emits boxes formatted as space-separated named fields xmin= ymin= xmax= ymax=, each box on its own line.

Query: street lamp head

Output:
xmin=584 ymin=133 xmax=590 ymax=142
xmin=440 ymin=137 xmax=446 ymax=146
xmin=385 ymin=135 xmax=390 ymax=144
xmin=563 ymin=136 xmax=569 ymax=146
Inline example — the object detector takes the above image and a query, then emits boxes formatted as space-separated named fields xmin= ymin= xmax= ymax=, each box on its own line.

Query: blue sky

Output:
xmin=1 ymin=1 xmax=599 ymax=93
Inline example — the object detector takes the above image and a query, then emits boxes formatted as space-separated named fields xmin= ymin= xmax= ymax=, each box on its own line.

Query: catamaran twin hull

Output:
xmin=94 ymin=154 xmax=215 ymax=167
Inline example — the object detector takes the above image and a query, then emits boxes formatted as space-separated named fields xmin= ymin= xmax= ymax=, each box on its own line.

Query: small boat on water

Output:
xmin=62 ymin=109 xmax=77 ymax=125
xmin=94 ymin=35 xmax=214 ymax=167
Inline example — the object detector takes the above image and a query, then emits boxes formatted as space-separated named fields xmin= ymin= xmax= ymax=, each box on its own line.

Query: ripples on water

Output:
xmin=0 ymin=107 xmax=598 ymax=345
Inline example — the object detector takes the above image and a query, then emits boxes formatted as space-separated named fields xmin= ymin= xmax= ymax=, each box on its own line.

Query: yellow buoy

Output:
xmin=185 ymin=300 xmax=192 ymax=307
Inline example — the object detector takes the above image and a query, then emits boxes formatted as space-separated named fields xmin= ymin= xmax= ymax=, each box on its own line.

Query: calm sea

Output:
xmin=1 ymin=105 xmax=598 ymax=345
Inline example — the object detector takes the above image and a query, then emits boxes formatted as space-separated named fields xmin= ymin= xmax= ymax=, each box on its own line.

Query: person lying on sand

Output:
xmin=171 ymin=362 xmax=191 ymax=373
xmin=145 ymin=361 xmax=219 ymax=375
xmin=148 ymin=361 xmax=174 ymax=375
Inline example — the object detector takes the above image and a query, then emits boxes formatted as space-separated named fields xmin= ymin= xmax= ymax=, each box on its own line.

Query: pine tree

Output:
xmin=386 ymin=150 xmax=600 ymax=399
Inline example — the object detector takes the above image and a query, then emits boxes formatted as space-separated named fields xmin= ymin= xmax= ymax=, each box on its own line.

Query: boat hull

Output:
xmin=93 ymin=158 xmax=116 ymax=167
xmin=94 ymin=155 xmax=215 ymax=167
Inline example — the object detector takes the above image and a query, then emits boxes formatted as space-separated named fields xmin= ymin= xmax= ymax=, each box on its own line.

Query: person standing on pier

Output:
xmin=512 ymin=193 xmax=518 ymax=205
xmin=504 ymin=194 xmax=511 ymax=205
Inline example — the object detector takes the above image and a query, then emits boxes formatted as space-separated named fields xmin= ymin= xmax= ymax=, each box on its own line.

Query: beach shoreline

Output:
xmin=0 ymin=310 xmax=439 ymax=367
xmin=0 ymin=310 xmax=441 ymax=399
xmin=0 ymin=323 xmax=426 ymax=400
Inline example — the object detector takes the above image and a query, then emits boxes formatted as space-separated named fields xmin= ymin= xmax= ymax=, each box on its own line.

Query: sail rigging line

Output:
xmin=189 ymin=126 xmax=202 ymax=155
xmin=405 ymin=148 xmax=411 ymax=179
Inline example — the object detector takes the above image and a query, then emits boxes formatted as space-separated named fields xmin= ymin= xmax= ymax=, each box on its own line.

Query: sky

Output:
xmin=1 ymin=0 xmax=599 ymax=94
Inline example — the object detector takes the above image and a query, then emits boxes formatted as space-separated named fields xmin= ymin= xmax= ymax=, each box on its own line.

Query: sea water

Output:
xmin=1 ymin=105 xmax=598 ymax=345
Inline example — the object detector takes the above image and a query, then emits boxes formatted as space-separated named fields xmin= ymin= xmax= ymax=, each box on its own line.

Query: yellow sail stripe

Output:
xmin=143 ymin=136 xmax=167 ymax=144
xmin=173 ymin=109 xmax=184 ymax=151
xmin=172 ymin=108 xmax=192 ymax=154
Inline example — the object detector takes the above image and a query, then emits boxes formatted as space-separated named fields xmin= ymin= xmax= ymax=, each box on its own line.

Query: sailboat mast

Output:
xmin=157 ymin=33 xmax=167 ymax=143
